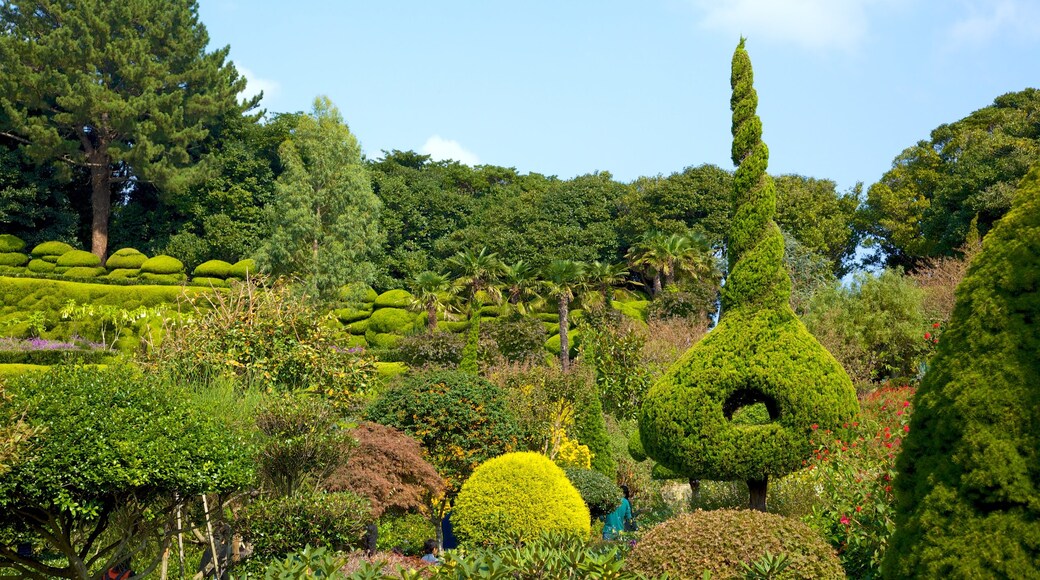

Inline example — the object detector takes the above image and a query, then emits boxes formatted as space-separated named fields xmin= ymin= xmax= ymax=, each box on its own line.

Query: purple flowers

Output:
xmin=0 ymin=336 xmax=104 ymax=351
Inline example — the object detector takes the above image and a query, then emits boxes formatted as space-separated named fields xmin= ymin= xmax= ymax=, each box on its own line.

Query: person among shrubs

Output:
xmin=420 ymin=539 xmax=440 ymax=564
xmin=602 ymin=484 xmax=634 ymax=540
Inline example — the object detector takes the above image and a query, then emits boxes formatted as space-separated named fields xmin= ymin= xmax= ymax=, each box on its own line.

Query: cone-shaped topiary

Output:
xmin=883 ymin=165 xmax=1040 ymax=578
xmin=638 ymin=38 xmax=857 ymax=511
xmin=452 ymin=452 xmax=590 ymax=546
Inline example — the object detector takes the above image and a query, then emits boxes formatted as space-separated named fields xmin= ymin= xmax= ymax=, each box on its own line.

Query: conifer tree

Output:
xmin=638 ymin=39 xmax=858 ymax=511
xmin=884 ymin=166 xmax=1040 ymax=577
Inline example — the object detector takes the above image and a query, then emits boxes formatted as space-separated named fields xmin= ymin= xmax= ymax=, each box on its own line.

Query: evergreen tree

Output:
xmin=0 ymin=0 xmax=254 ymax=260
xmin=884 ymin=166 xmax=1040 ymax=577
xmin=638 ymin=39 xmax=858 ymax=511
xmin=256 ymin=97 xmax=384 ymax=301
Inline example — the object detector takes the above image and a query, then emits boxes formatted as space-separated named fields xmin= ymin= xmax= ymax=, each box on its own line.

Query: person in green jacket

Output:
xmin=602 ymin=484 xmax=633 ymax=540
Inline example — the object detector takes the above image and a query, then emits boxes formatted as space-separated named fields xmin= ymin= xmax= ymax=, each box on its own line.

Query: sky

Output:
xmin=198 ymin=0 xmax=1040 ymax=193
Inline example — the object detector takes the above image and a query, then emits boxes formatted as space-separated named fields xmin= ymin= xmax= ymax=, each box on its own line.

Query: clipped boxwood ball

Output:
xmin=140 ymin=255 xmax=185 ymax=275
xmin=453 ymin=451 xmax=590 ymax=547
xmin=367 ymin=307 xmax=416 ymax=334
xmin=339 ymin=282 xmax=378 ymax=303
xmin=56 ymin=249 xmax=102 ymax=268
xmin=192 ymin=259 xmax=233 ymax=279
xmin=544 ymin=331 xmax=580 ymax=356
xmin=334 ymin=306 xmax=372 ymax=324
xmin=373 ymin=289 xmax=414 ymax=309
xmin=30 ymin=240 xmax=75 ymax=257
xmin=0 ymin=252 xmax=29 ymax=267
xmin=27 ymin=259 xmax=55 ymax=273
xmin=0 ymin=234 xmax=26 ymax=253
xmin=62 ymin=266 xmax=106 ymax=279
xmin=105 ymin=248 xmax=148 ymax=270
xmin=365 ymin=330 xmax=402 ymax=350
xmin=626 ymin=509 xmax=844 ymax=579
xmin=563 ymin=467 xmax=622 ymax=519
xmin=227 ymin=258 xmax=257 ymax=280
xmin=346 ymin=319 xmax=369 ymax=335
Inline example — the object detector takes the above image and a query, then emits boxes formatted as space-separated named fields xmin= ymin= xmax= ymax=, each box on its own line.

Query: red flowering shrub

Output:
xmin=803 ymin=383 xmax=914 ymax=577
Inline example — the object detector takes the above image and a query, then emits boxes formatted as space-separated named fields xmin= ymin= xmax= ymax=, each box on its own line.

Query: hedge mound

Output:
xmin=56 ymin=250 xmax=101 ymax=268
xmin=27 ymin=259 xmax=55 ymax=274
xmin=62 ymin=266 xmax=106 ymax=279
xmin=189 ymin=277 xmax=229 ymax=288
xmin=339 ymin=283 xmax=378 ymax=303
xmin=140 ymin=255 xmax=185 ymax=275
xmin=227 ymin=259 xmax=256 ymax=280
xmin=105 ymin=268 xmax=140 ymax=279
xmin=373 ymin=289 xmax=413 ymax=309
xmin=105 ymin=248 xmax=148 ymax=270
xmin=452 ymin=452 xmax=590 ymax=546
xmin=366 ymin=307 xmax=416 ymax=335
xmin=30 ymin=241 xmax=74 ymax=258
xmin=0 ymin=252 xmax=28 ymax=267
xmin=563 ymin=467 xmax=622 ymax=519
xmin=0 ymin=234 xmax=25 ymax=253
xmin=883 ymin=165 xmax=1040 ymax=577
xmin=626 ymin=509 xmax=844 ymax=579
xmin=192 ymin=259 xmax=233 ymax=279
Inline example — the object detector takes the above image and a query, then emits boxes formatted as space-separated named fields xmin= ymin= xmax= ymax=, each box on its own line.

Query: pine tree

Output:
xmin=638 ymin=39 xmax=858 ymax=511
xmin=0 ymin=0 xmax=254 ymax=260
xmin=883 ymin=166 xmax=1040 ymax=577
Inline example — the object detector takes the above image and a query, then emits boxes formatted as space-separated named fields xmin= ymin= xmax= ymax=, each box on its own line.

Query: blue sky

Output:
xmin=199 ymin=0 xmax=1040 ymax=193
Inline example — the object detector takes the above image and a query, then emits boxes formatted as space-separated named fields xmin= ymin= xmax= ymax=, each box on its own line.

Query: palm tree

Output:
xmin=499 ymin=260 xmax=539 ymax=314
xmin=626 ymin=231 xmax=668 ymax=296
xmin=409 ymin=271 xmax=457 ymax=332
xmin=445 ymin=248 xmax=502 ymax=311
xmin=540 ymin=259 xmax=587 ymax=371
xmin=584 ymin=261 xmax=631 ymax=306
xmin=627 ymin=231 xmax=718 ymax=296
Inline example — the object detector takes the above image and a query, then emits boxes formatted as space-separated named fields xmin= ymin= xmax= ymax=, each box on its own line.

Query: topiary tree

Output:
xmin=452 ymin=452 xmax=590 ymax=547
xmin=638 ymin=38 xmax=858 ymax=511
xmin=625 ymin=509 xmax=844 ymax=579
xmin=883 ymin=165 xmax=1040 ymax=577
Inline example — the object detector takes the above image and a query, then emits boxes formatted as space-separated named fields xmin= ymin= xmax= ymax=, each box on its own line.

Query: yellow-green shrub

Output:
xmin=373 ymin=289 xmax=413 ymax=308
xmin=227 ymin=258 xmax=256 ymax=280
xmin=140 ymin=255 xmax=185 ymax=275
xmin=105 ymin=248 xmax=148 ymax=270
xmin=62 ymin=266 xmax=106 ymax=279
xmin=105 ymin=268 xmax=139 ymax=279
xmin=138 ymin=272 xmax=187 ymax=284
xmin=0 ymin=234 xmax=25 ymax=253
xmin=189 ymin=276 xmax=230 ymax=288
xmin=0 ymin=253 xmax=28 ymax=267
xmin=339 ymin=282 xmax=377 ymax=303
xmin=27 ymin=259 xmax=54 ymax=274
xmin=333 ymin=306 xmax=371 ymax=323
xmin=452 ymin=451 xmax=590 ymax=546
xmin=366 ymin=307 xmax=415 ymax=334
xmin=56 ymin=250 xmax=101 ymax=268
xmin=625 ymin=509 xmax=844 ymax=579
xmin=192 ymin=259 xmax=233 ymax=279
xmin=30 ymin=241 xmax=74 ymax=258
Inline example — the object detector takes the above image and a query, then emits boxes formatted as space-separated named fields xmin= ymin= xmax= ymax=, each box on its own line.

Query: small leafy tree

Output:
xmin=0 ymin=365 xmax=254 ymax=579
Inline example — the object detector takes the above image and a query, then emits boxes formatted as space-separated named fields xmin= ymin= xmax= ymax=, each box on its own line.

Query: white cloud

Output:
xmin=690 ymin=0 xmax=888 ymax=52
xmin=948 ymin=0 xmax=1040 ymax=46
xmin=237 ymin=65 xmax=280 ymax=102
xmin=420 ymin=135 xmax=480 ymax=166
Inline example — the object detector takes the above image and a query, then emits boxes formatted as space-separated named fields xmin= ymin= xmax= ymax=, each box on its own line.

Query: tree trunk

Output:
xmin=652 ymin=273 xmax=662 ymax=297
xmin=558 ymin=297 xmax=570 ymax=371
xmin=427 ymin=301 xmax=438 ymax=332
xmin=689 ymin=478 xmax=701 ymax=503
xmin=89 ymin=154 xmax=111 ymax=263
xmin=748 ymin=477 xmax=768 ymax=511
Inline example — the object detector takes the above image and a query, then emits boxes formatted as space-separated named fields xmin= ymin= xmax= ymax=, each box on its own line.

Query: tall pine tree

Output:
xmin=0 ymin=0 xmax=255 ymax=260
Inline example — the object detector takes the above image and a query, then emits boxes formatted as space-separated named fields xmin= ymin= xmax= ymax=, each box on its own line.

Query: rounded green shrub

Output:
xmin=883 ymin=166 xmax=1040 ymax=578
xmin=30 ymin=241 xmax=75 ymax=258
xmin=105 ymin=268 xmax=140 ymax=279
xmin=137 ymin=272 xmax=187 ymax=284
xmin=339 ymin=282 xmax=378 ymax=303
xmin=440 ymin=320 xmax=470 ymax=333
xmin=192 ymin=259 xmax=233 ymax=279
xmin=0 ymin=252 xmax=28 ymax=267
xmin=41 ymin=255 xmax=59 ymax=263
xmin=62 ymin=266 xmax=106 ymax=279
xmin=453 ymin=452 xmax=590 ymax=546
xmin=367 ymin=307 xmax=416 ymax=335
xmin=334 ymin=306 xmax=372 ymax=324
xmin=105 ymin=248 xmax=148 ymax=270
xmin=563 ymin=467 xmax=622 ymax=519
xmin=189 ymin=276 xmax=230 ymax=288
xmin=56 ymin=250 xmax=101 ymax=268
xmin=396 ymin=330 xmax=465 ymax=368
xmin=373 ymin=289 xmax=413 ymax=308
xmin=626 ymin=509 xmax=844 ymax=579
xmin=611 ymin=300 xmax=650 ymax=322
xmin=140 ymin=255 xmax=185 ymax=275
xmin=235 ymin=491 xmax=371 ymax=561
xmin=0 ymin=234 xmax=26 ymax=253
xmin=365 ymin=330 xmax=401 ymax=350
xmin=226 ymin=258 xmax=257 ymax=280
xmin=344 ymin=334 xmax=367 ymax=349
xmin=346 ymin=319 xmax=369 ymax=335
xmin=27 ymin=259 xmax=55 ymax=273
xmin=544 ymin=331 xmax=580 ymax=356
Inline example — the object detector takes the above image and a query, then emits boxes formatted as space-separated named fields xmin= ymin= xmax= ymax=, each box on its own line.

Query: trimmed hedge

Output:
xmin=105 ymin=268 xmax=139 ymax=279
xmin=563 ymin=467 xmax=622 ymax=519
xmin=0 ymin=253 xmax=28 ymax=267
xmin=27 ymin=259 xmax=54 ymax=274
xmin=345 ymin=319 xmax=369 ymax=335
xmin=56 ymin=250 xmax=101 ymax=268
xmin=62 ymin=266 xmax=106 ymax=279
xmin=339 ymin=283 xmax=378 ymax=303
xmin=189 ymin=277 xmax=230 ymax=288
xmin=333 ymin=306 xmax=371 ymax=324
xmin=30 ymin=241 xmax=74 ymax=257
xmin=626 ymin=509 xmax=844 ymax=579
xmin=140 ymin=255 xmax=185 ymax=275
xmin=883 ymin=165 xmax=1040 ymax=577
xmin=105 ymin=248 xmax=148 ymax=270
xmin=227 ymin=258 xmax=257 ymax=280
xmin=453 ymin=452 xmax=590 ymax=546
xmin=373 ymin=289 xmax=413 ymax=309
xmin=366 ymin=307 xmax=416 ymax=335
xmin=138 ymin=272 xmax=187 ymax=284
xmin=0 ymin=234 xmax=26 ymax=253
xmin=192 ymin=259 xmax=233 ymax=279
xmin=365 ymin=331 xmax=401 ymax=350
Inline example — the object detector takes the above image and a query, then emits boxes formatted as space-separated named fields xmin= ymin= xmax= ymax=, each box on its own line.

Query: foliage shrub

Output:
xmin=140 ymin=254 xmax=185 ymax=274
xmin=365 ymin=369 xmax=524 ymax=496
xmin=189 ymin=276 xmax=229 ymax=287
xmin=0 ymin=233 xmax=26 ymax=252
xmin=366 ymin=306 xmax=416 ymax=334
xmin=0 ymin=348 xmax=107 ymax=365
xmin=105 ymin=247 xmax=148 ymax=269
xmin=479 ymin=314 xmax=547 ymax=363
xmin=26 ymin=258 xmax=53 ymax=273
xmin=192 ymin=258 xmax=233 ymax=279
xmin=29 ymin=240 xmax=74 ymax=257
xmin=625 ymin=509 xmax=844 ymax=579
xmin=375 ymin=512 xmax=435 ymax=556
xmin=453 ymin=452 xmax=590 ymax=546
xmin=0 ymin=252 xmax=28 ymax=267
xmin=104 ymin=267 xmax=139 ymax=279
xmin=364 ymin=330 xmax=401 ymax=350
xmin=55 ymin=249 xmax=100 ymax=268
xmin=338 ymin=282 xmax=378 ymax=303
xmin=883 ymin=165 xmax=1040 ymax=578
xmin=61 ymin=266 xmax=106 ymax=278
xmin=373 ymin=288 xmax=413 ymax=308
xmin=227 ymin=258 xmax=256 ymax=280
xmin=137 ymin=271 xmax=187 ymax=284
xmin=564 ymin=467 xmax=622 ymax=519
xmin=579 ymin=307 xmax=653 ymax=420
xmin=645 ymin=285 xmax=717 ymax=322
xmin=235 ymin=491 xmax=371 ymax=561
xmin=334 ymin=305 xmax=372 ymax=323
xmin=325 ymin=421 xmax=444 ymax=518
xmin=395 ymin=330 xmax=465 ymax=368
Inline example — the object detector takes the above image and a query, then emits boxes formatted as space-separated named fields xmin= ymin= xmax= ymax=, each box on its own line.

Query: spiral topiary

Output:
xmin=563 ymin=467 xmax=622 ymax=519
xmin=452 ymin=452 xmax=590 ymax=546
xmin=883 ymin=165 xmax=1040 ymax=578
xmin=625 ymin=509 xmax=844 ymax=579
xmin=638 ymin=38 xmax=858 ymax=511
